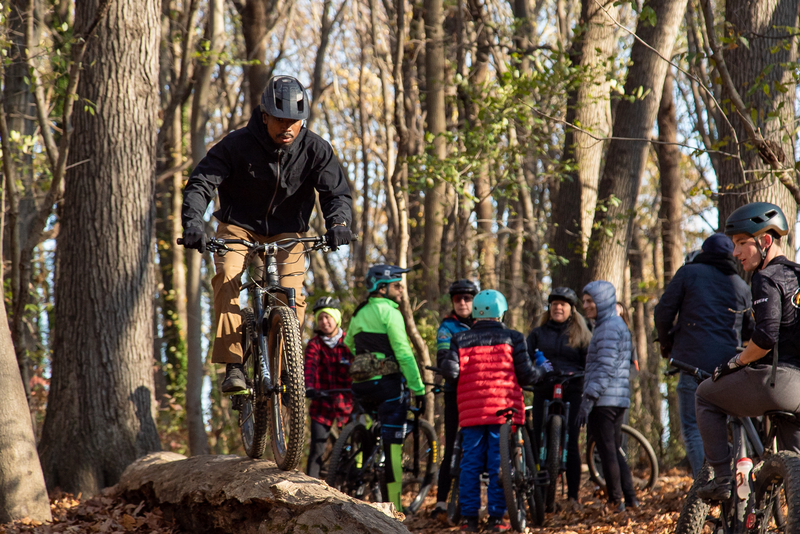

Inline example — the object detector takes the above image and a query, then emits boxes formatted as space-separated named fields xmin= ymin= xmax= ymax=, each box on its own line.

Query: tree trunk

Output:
xmin=38 ymin=0 xmax=162 ymax=495
xmin=550 ymin=0 xmax=616 ymax=292
xmin=586 ymin=0 xmax=688 ymax=292
xmin=657 ymin=69 xmax=683 ymax=284
xmin=714 ymin=0 xmax=799 ymax=246
xmin=240 ymin=0 xmax=293 ymax=110
xmin=0 ymin=300 xmax=51 ymax=523
xmin=421 ymin=0 xmax=448 ymax=307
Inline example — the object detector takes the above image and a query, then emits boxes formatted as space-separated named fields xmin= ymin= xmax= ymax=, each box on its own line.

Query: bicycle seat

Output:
xmin=764 ymin=410 xmax=798 ymax=422
xmin=496 ymin=407 xmax=518 ymax=417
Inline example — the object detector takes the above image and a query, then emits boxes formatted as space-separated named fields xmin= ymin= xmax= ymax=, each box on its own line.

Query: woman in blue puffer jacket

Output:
xmin=577 ymin=280 xmax=638 ymax=512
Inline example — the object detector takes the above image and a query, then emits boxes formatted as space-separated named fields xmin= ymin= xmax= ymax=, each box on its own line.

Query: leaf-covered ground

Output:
xmin=1 ymin=469 xmax=694 ymax=533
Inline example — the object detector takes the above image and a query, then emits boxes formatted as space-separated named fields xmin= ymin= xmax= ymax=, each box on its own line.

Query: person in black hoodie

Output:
xmin=654 ymin=233 xmax=752 ymax=477
xmin=181 ymin=76 xmax=353 ymax=393
xmin=526 ymin=287 xmax=592 ymax=510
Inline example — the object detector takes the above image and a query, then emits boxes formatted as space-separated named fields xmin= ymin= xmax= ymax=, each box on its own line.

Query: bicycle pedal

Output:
xmin=534 ymin=472 xmax=551 ymax=486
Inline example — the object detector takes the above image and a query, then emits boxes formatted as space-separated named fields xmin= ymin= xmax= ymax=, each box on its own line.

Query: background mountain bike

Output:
xmin=671 ymin=358 xmax=800 ymax=534
xmin=533 ymin=372 xmax=584 ymax=512
xmin=180 ymin=234 xmax=334 ymax=470
xmin=325 ymin=388 xmax=439 ymax=514
xmin=498 ymin=406 xmax=546 ymax=531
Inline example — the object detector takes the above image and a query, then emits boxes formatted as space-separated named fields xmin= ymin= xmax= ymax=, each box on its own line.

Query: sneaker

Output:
xmin=431 ymin=504 xmax=447 ymax=522
xmin=460 ymin=516 xmax=480 ymax=532
xmin=625 ymin=496 xmax=640 ymax=510
xmin=221 ymin=363 xmax=248 ymax=394
xmin=487 ymin=516 xmax=510 ymax=531
xmin=566 ymin=498 xmax=584 ymax=512
xmin=697 ymin=476 xmax=733 ymax=502
xmin=607 ymin=500 xmax=626 ymax=513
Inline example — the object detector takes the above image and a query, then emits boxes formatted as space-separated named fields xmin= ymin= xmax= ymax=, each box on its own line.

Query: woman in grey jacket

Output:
xmin=577 ymin=280 xmax=638 ymax=511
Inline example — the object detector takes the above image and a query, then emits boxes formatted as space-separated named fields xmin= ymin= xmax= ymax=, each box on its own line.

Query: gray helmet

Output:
xmin=724 ymin=202 xmax=789 ymax=238
xmin=548 ymin=287 xmax=578 ymax=307
xmin=260 ymin=76 xmax=309 ymax=120
xmin=312 ymin=296 xmax=340 ymax=313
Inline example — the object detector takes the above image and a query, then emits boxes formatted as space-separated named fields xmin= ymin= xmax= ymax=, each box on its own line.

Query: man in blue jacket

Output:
xmin=654 ymin=233 xmax=752 ymax=477
xmin=181 ymin=75 xmax=353 ymax=393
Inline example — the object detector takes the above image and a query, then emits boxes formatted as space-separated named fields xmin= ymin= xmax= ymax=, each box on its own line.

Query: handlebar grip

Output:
xmin=425 ymin=365 xmax=443 ymax=374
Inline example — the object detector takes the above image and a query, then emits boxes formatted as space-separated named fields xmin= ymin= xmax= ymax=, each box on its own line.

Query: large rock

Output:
xmin=115 ymin=452 xmax=409 ymax=534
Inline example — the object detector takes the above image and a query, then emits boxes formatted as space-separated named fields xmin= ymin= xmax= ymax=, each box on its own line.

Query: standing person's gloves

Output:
xmin=415 ymin=394 xmax=426 ymax=413
xmin=534 ymin=350 xmax=554 ymax=373
xmin=325 ymin=225 xmax=351 ymax=250
xmin=576 ymin=396 xmax=595 ymax=428
xmin=712 ymin=354 xmax=746 ymax=382
xmin=182 ymin=227 xmax=206 ymax=253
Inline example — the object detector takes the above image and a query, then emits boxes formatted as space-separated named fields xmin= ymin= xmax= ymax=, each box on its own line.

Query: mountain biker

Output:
xmin=654 ymin=233 xmax=753 ymax=478
xmin=344 ymin=264 xmax=425 ymax=512
xmin=578 ymin=281 xmax=638 ymax=512
xmin=304 ymin=297 xmax=354 ymax=478
xmin=695 ymin=202 xmax=800 ymax=501
xmin=431 ymin=279 xmax=478 ymax=521
xmin=439 ymin=290 xmax=552 ymax=532
xmin=526 ymin=287 xmax=592 ymax=511
xmin=181 ymin=75 xmax=353 ymax=394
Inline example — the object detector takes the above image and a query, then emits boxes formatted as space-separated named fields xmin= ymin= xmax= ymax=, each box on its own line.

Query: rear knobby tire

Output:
xmin=674 ymin=462 xmax=713 ymax=534
xmin=326 ymin=422 xmax=373 ymax=497
xmin=587 ymin=424 xmax=658 ymax=493
xmin=403 ymin=419 xmax=439 ymax=514
xmin=267 ymin=306 xmax=305 ymax=470
xmin=499 ymin=422 xmax=527 ymax=532
xmin=753 ymin=451 xmax=800 ymax=534
xmin=239 ymin=307 xmax=269 ymax=458
xmin=545 ymin=415 xmax=563 ymax=512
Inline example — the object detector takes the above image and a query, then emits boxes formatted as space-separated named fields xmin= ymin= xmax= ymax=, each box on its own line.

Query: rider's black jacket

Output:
xmin=182 ymin=109 xmax=352 ymax=235
xmin=751 ymin=256 xmax=800 ymax=367
xmin=526 ymin=319 xmax=586 ymax=375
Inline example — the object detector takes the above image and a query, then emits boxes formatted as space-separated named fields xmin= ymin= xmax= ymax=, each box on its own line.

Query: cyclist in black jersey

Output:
xmin=695 ymin=202 xmax=800 ymax=501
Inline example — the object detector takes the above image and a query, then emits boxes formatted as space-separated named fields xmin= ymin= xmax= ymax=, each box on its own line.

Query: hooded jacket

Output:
xmin=582 ymin=281 xmax=631 ymax=408
xmin=182 ymin=109 xmax=352 ymax=235
xmin=654 ymin=252 xmax=753 ymax=373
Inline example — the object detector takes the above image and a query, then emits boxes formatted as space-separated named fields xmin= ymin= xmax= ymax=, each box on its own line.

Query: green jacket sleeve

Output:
xmin=386 ymin=307 xmax=425 ymax=395
xmin=344 ymin=326 xmax=356 ymax=355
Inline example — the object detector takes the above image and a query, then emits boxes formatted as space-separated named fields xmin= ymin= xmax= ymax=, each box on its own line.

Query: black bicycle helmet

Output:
xmin=448 ymin=279 xmax=479 ymax=296
xmin=724 ymin=202 xmax=789 ymax=238
xmin=548 ymin=287 xmax=578 ymax=307
xmin=260 ymin=75 xmax=309 ymax=120
xmin=312 ymin=296 xmax=340 ymax=313
xmin=365 ymin=264 xmax=410 ymax=293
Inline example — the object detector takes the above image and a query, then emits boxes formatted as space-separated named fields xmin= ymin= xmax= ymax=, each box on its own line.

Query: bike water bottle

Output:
xmin=736 ymin=457 xmax=753 ymax=500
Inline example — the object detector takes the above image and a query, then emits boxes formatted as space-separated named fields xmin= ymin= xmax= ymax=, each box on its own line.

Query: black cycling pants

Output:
xmin=696 ymin=364 xmax=800 ymax=478
xmin=306 ymin=420 xmax=330 ymax=479
xmin=436 ymin=390 xmax=459 ymax=502
xmin=588 ymin=406 xmax=636 ymax=504
xmin=530 ymin=382 xmax=583 ymax=500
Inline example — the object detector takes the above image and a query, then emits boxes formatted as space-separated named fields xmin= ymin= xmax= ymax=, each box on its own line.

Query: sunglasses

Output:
xmin=452 ymin=295 xmax=473 ymax=303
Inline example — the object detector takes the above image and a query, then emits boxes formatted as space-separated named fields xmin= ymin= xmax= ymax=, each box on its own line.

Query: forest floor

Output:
xmin=0 ymin=468 xmax=694 ymax=534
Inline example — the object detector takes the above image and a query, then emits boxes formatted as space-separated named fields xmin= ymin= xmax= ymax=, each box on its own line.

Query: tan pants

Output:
xmin=211 ymin=222 xmax=307 ymax=364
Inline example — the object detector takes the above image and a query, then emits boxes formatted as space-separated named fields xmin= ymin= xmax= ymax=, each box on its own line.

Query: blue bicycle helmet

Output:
xmin=365 ymin=264 xmax=410 ymax=293
xmin=472 ymin=290 xmax=508 ymax=319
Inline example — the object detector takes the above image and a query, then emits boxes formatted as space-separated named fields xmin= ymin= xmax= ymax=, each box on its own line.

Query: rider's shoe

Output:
xmin=697 ymin=476 xmax=733 ymax=502
xmin=607 ymin=500 xmax=626 ymax=513
xmin=625 ymin=496 xmax=640 ymax=510
xmin=566 ymin=498 xmax=584 ymax=512
xmin=487 ymin=516 xmax=511 ymax=531
xmin=430 ymin=503 xmax=447 ymax=523
xmin=460 ymin=516 xmax=480 ymax=532
xmin=221 ymin=363 xmax=248 ymax=394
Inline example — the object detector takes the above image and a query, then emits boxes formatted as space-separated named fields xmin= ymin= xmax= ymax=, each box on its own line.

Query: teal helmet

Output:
xmin=472 ymin=290 xmax=508 ymax=319
xmin=365 ymin=264 xmax=410 ymax=293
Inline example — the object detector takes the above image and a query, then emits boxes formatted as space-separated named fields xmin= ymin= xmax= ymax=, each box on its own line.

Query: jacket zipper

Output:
xmin=265 ymin=149 xmax=282 ymax=235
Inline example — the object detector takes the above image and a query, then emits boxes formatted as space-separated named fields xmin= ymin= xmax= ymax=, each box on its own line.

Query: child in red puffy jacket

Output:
xmin=439 ymin=289 xmax=550 ymax=532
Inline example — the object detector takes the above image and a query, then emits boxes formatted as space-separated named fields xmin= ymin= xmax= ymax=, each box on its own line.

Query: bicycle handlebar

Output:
xmin=668 ymin=358 xmax=711 ymax=381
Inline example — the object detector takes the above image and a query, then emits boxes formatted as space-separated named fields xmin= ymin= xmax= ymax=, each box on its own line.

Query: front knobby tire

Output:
xmin=674 ymin=462 xmax=713 ymax=534
xmin=753 ymin=451 xmax=800 ymax=534
xmin=403 ymin=419 xmax=439 ymax=514
xmin=267 ymin=306 xmax=305 ymax=471
xmin=587 ymin=424 xmax=658 ymax=493
xmin=239 ymin=307 xmax=269 ymax=459
xmin=545 ymin=415 xmax=563 ymax=512
xmin=499 ymin=422 xmax=527 ymax=532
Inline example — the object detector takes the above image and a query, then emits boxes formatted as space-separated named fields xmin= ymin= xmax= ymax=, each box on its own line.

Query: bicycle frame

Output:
xmin=538 ymin=374 xmax=584 ymax=476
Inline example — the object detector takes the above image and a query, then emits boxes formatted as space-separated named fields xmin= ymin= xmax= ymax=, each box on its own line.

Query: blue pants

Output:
xmin=677 ymin=372 xmax=704 ymax=478
xmin=459 ymin=425 xmax=505 ymax=518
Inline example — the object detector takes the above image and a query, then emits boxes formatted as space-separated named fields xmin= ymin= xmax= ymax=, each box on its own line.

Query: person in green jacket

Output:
xmin=344 ymin=264 xmax=425 ymax=511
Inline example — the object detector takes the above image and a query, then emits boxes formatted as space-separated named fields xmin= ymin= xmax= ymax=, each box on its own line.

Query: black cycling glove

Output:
xmin=712 ymin=354 xmax=745 ymax=382
xmin=182 ymin=227 xmax=206 ymax=253
xmin=325 ymin=225 xmax=351 ymax=250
